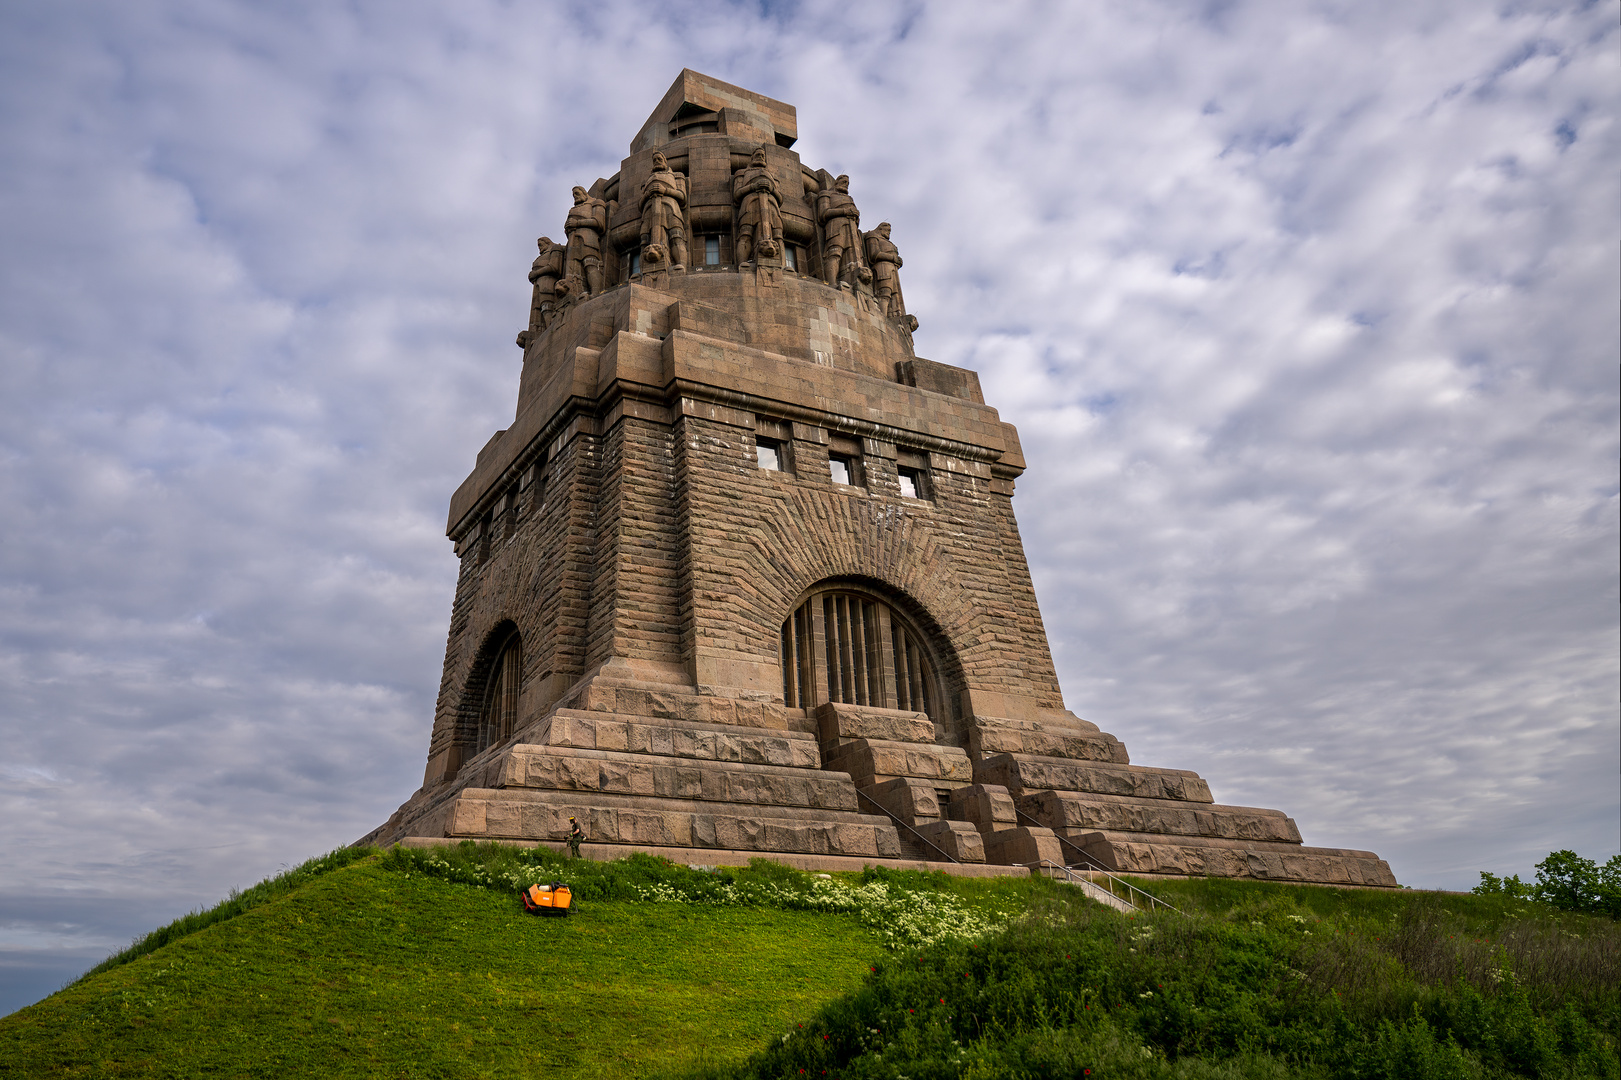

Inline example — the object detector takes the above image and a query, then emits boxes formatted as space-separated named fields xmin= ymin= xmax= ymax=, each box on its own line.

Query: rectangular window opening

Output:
xmin=704 ymin=235 xmax=721 ymax=266
xmin=897 ymin=466 xmax=928 ymax=500
xmin=784 ymin=245 xmax=798 ymax=271
xmin=756 ymin=437 xmax=784 ymax=472
xmin=828 ymin=454 xmax=855 ymax=486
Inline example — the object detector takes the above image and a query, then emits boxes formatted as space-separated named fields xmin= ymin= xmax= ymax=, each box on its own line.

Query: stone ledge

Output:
xmin=395 ymin=837 xmax=1030 ymax=878
xmin=976 ymin=754 xmax=1213 ymax=803
xmin=544 ymin=711 xmax=819 ymax=768
xmin=1068 ymin=831 xmax=1398 ymax=887
xmin=1020 ymin=791 xmax=1302 ymax=843
xmin=496 ymin=744 xmax=858 ymax=810
xmin=816 ymin=701 xmax=935 ymax=746
xmin=823 ymin=738 xmax=974 ymax=785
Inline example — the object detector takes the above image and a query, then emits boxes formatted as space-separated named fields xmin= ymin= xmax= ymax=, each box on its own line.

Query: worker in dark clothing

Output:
xmin=567 ymin=817 xmax=584 ymax=859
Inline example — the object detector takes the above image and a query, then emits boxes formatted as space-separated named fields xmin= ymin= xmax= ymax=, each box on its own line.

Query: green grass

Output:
xmin=5 ymin=852 xmax=1616 ymax=1080
xmin=0 ymin=856 xmax=888 ymax=1078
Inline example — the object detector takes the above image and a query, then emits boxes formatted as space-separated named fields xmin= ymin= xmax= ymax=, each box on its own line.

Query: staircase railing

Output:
xmin=1013 ymin=806 xmax=1185 ymax=916
xmin=855 ymin=788 xmax=959 ymax=864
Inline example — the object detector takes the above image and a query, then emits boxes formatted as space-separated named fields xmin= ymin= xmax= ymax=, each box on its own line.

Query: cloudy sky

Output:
xmin=1 ymin=0 xmax=1615 ymax=1014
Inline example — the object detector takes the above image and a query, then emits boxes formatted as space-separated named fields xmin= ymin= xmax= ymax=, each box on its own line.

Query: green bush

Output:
xmin=1474 ymin=849 xmax=1621 ymax=919
xmin=699 ymin=881 xmax=1620 ymax=1080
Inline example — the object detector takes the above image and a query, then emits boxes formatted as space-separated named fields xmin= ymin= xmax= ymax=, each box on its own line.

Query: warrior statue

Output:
xmin=863 ymin=222 xmax=906 ymax=319
xmin=816 ymin=174 xmax=868 ymax=287
xmin=732 ymin=146 xmax=783 ymax=265
xmin=639 ymin=151 xmax=689 ymax=270
xmin=563 ymin=186 xmax=609 ymax=296
xmin=517 ymin=236 xmax=566 ymax=346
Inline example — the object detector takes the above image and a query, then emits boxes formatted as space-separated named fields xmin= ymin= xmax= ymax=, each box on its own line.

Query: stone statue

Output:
xmin=732 ymin=146 xmax=782 ymax=265
xmin=517 ymin=236 xmax=566 ymax=346
xmin=563 ymin=186 xmax=609 ymax=296
xmin=863 ymin=222 xmax=906 ymax=318
xmin=816 ymin=174 xmax=869 ymax=287
xmin=639 ymin=151 xmax=689 ymax=270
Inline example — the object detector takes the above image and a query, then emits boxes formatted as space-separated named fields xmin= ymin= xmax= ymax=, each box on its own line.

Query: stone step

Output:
xmin=495 ymin=744 xmax=859 ymax=811
xmin=444 ymin=787 xmax=906 ymax=859
xmin=975 ymin=753 xmax=1213 ymax=802
xmin=1065 ymin=829 xmax=1398 ymax=887
xmin=969 ymin=717 xmax=1128 ymax=764
xmin=823 ymin=738 xmax=974 ymax=786
xmin=1018 ymin=790 xmax=1301 ymax=843
xmin=542 ymin=709 xmax=821 ymax=769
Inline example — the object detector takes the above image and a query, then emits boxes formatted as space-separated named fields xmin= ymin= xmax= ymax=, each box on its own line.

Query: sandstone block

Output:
xmin=969 ymin=717 xmax=1127 ymax=764
xmin=865 ymin=777 xmax=940 ymax=824
xmin=816 ymin=702 xmax=935 ymax=745
xmin=824 ymin=739 xmax=972 ymax=785
xmin=949 ymin=783 xmax=1017 ymax=830
xmin=976 ymin=754 xmax=1213 ymax=802
xmin=913 ymin=819 xmax=986 ymax=863
xmin=1020 ymin=791 xmax=1301 ymax=843
xmin=983 ymin=826 xmax=1065 ymax=867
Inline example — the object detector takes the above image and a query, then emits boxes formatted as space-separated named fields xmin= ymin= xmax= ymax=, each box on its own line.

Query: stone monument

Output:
xmin=362 ymin=71 xmax=1396 ymax=889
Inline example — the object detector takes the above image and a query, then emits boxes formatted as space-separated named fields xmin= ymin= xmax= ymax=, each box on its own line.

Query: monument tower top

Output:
xmin=363 ymin=73 xmax=1396 ymax=890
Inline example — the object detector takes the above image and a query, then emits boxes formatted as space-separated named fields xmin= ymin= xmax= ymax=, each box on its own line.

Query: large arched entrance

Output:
xmin=779 ymin=581 xmax=957 ymax=733
xmin=463 ymin=621 xmax=523 ymax=758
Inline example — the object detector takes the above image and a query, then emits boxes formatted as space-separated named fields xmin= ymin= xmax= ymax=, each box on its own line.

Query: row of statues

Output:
xmin=518 ymin=146 xmax=909 ymax=347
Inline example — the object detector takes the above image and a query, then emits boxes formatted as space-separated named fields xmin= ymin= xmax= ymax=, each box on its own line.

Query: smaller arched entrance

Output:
xmin=779 ymin=582 xmax=955 ymax=730
xmin=465 ymin=622 xmax=523 ymax=756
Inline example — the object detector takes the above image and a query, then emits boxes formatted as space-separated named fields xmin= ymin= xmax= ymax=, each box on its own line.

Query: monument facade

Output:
xmin=363 ymin=71 xmax=1396 ymax=888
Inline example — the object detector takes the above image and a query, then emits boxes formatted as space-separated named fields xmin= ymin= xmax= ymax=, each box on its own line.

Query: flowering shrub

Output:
xmin=380 ymin=842 xmax=1008 ymax=950
xmin=631 ymin=874 xmax=1008 ymax=950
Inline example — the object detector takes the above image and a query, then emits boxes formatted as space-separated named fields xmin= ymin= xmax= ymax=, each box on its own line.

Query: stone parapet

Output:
xmin=1018 ymin=790 xmax=1302 ymax=844
xmin=823 ymin=738 xmax=974 ymax=787
xmin=975 ymin=753 xmax=1213 ymax=802
xmin=969 ymin=715 xmax=1128 ymax=764
xmin=496 ymin=744 xmax=858 ymax=811
xmin=947 ymin=783 xmax=1017 ymax=832
xmin=1065 ymin=829 xmax=1398 ymax=887
xmin=816 ymin=702 xmax=935 ymax=746
xmin=543 ymin=709 xmax=819 ymax=768
xmin=445 ymin=787 xmax=905 ymax=858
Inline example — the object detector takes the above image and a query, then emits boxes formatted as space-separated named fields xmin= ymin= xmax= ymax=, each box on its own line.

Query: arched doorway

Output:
xmin=779 ymin=582 xmax=953 ymax=729
xmin=472 ymin=624 xmax=523 ymax=754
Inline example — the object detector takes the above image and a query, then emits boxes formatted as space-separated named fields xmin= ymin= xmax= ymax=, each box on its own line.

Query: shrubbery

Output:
xmin=379 ymin=843 xmax=1012 ymax=949
xmin=699 ymin=883 xmax=1620 ymax=1080
xmin=1473 ymin=849 xmax=1621 ymax=918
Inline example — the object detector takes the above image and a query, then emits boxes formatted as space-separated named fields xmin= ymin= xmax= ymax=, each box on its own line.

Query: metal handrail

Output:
xmin=855 ymin=788 xmax=959 ymax=864
xmin=1012 ymin=805 xmax=1185 ymax=916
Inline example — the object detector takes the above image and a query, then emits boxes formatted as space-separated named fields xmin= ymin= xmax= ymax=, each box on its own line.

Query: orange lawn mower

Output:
xmin=521 ymin=881 xmax=573 ymax=917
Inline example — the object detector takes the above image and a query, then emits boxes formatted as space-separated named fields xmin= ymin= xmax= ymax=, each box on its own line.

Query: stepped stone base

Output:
xmin=362 ymin=681 xmax=1397 ymax=890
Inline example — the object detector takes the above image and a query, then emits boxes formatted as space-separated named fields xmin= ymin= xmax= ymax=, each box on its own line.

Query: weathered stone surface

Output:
xmin=983 ymin=826 xmax=1065 ymax=868
xmin=976 ymin=754 xmax=1213 ymax=803
xmin=913 ymin=819 xmax=986 ymax=863
xmin=1069 ymin=830 xmax=1398 ymax=887
xmin=948 ymin=783 xmax=1018 ymax=831
xmin=1019 ymin=790 xmax=1301 ymax=843
xmin=864 ymin=777 xmax=941 ymax=824
xmin=816 ymin=702 xmax=935 ymax=746
xmin=497 ymin=745 xmax=858 ymax=811
xmin=545 ymin=711 xmax=820 ymax=769
xmin=823 ymin=739 xmax=974 ymax=786
xmin=970 ymin=716 xmax=1128 ymax=764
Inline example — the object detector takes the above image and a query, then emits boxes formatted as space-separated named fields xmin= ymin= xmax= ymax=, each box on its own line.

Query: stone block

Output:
xmin=975 ymin=754 xmax=1213 ymax=803
xmin=449 ymin=798 xmax=487 ymax=836
xmin=913 ymin=819 xmax=986 ymax=863
xmin=824 ymin=739 xmax=972 ymax=785
xmin=1019 ymin=790 xmax=1301 ymax=843
xmin=864 ymin=777 xmax=940 ymax=824
xmin=949 ymin=783 xmax=1017 ymax=830
xmin=969 ymin=716 xmax=1127 ymax=764
xmin=983 ymin=826 xmax=1065 ymax=867
xmin=816 ymin=702 xmax=935 ymax=745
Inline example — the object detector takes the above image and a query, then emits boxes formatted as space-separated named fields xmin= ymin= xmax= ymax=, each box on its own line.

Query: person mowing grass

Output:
xmin=567 ymin=817 xmax=584 ymax=859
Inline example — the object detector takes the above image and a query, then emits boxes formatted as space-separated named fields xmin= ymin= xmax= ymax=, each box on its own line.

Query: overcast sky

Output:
xmin=2 ymin=0 xmax=1616 ymax=1016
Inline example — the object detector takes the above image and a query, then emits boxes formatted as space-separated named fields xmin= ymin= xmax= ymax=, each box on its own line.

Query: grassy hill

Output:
xmin=2 ymin=845 xmax=1617 ymax=1079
